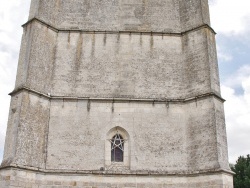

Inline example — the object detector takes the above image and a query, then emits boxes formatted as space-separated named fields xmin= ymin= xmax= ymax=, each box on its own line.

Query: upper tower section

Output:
xmin=14 ymin=0 xmax=218 ymax=99
xmin=28 ymin=0 xmax=210 ymax=33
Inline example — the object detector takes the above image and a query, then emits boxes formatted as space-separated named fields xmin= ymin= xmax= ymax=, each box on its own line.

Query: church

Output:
xmin=0 ymin=0 xmax=234 ymax=187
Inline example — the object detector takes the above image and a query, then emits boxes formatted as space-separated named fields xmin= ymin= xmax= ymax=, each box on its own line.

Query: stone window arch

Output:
xmin=105 ymin=126 xmax=130 ymax=168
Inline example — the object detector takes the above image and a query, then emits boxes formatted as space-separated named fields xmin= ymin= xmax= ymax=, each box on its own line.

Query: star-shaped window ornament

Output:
xmin=110 ymin=134 xmax=125 ymax=162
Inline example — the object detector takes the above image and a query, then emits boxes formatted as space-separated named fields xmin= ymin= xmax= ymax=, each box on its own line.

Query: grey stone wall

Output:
xmin=15 ymin=0 xmax=216 ymax=100
xmin=29 ymin=0 xmax=182 ymax=32
xmin=183 ymin=28 xmax=212 ymax=97
xmin=214 ymin=98 xmax=230 ymax=170
xmin=186 ymin=97 xmax=219 ymax=171
xmin=2 ymin=91 xmax=230 ymax=173
xmin=52 ymin=31 xmax=185 ymax=98
xmin=27 ymin=0 xmax=211 ymax=32
xmin=2 ymin=92 xmax=50 ymax=169
xmin=46 ymin=99 xmax=187 ymax=171
xmin=1 ymin=94 xmax=23 ymax=166
xmin=179 ymin=0 xmax=210 ymax=31
xmin=46 ymin=97 xmax=228 ymax=172
xmin=14 ymin=22 xmax=218 ymax=99
xmin=15 ymin=21 xmax=57 ymax=92
xmin=207 ymin=29 xmax=221 ymax=95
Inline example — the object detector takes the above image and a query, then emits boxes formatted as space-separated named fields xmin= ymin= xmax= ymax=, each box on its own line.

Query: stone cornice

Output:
xmin=0 ymin=165 xmax=234 ymax=176
xmin=9 ymin=86 xmax=225 ymax=103
xmin=22 ymin=17 xmax=216 ymax=36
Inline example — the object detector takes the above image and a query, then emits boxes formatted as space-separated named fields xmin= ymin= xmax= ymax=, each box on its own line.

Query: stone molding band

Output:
xmin=9 ymin=86 xmax=225 ymax=103
xmin=0 ymin=165 xmax=234 ymax=176
xmin=22 ymin=17 xmax=216 ymax=36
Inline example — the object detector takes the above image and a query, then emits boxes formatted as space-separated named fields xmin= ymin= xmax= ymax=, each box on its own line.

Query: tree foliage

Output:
xmin=231 ymin=155 xmax=250 ymax=188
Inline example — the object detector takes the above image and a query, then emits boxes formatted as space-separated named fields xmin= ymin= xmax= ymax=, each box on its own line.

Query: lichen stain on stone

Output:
xmin=140 ymin=33 xmax=143 ymax=46
xmin=91 ymin=33 xmax=95 ymax=58
xmin=181 ymin=36 xmax=187 ymax=52
xmin=150 ymin=35 xmax=154 ymax=57
xmin=150 ymin=34 xmax=154 ymax=49
xmin=50 ymin=33 xmax=58 ymax=86
xmin=115 ymin=33 xmax=120 ymax=55
xmin=103 ymin=32 xmax=107 ymax=46
xmin=67 ymin=32 xmax=71 ymax=49
xmin=117 ymin=33 xmax=120 ymax=43
xmin=75 ymin=33 xmax=83 ymax=71
xmin=62 ymin=99 xmax=64 ymax=108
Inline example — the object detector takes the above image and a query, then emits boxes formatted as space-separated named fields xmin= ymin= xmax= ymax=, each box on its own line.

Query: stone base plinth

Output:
xmin=0 ymin=167 xmax=233 ymax=188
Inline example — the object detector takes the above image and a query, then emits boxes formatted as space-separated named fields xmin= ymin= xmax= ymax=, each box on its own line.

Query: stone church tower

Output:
xmin=0 ymin=0 xmax=233 ymax=187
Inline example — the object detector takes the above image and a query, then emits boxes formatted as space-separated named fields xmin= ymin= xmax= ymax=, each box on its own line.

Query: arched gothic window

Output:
xmin=110 ymin=134 xmax=124 ymax=162
xmin=105 ymin=126 xmax=129 ymax=167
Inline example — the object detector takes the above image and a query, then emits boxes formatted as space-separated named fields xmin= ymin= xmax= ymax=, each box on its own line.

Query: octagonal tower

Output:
xmin=0 ymin=0 xmax=233 ymax=187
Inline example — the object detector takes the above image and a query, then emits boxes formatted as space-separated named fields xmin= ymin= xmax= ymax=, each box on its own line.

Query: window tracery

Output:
xmin=110 ymin=134 xmax=124 ymax=162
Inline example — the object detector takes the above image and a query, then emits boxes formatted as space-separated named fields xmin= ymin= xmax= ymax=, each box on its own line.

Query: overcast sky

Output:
xmin=0 ymin=0 xmax=250 ymax=164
